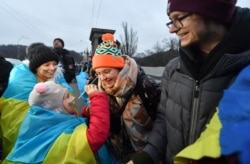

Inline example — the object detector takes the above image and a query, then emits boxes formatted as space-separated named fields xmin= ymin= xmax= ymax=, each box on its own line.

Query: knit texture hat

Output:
xmin=54 ymin=38 xmax=64 ymax=47
xmin=29 ymin=81 xmax=69 ymax=114
xmin=92 ymin=33 xmax=125 ymax=70
xmin=28 ymin=44 xmax=59 ymax=73
xmin=167 ymin=0 xmax=237 ymax=24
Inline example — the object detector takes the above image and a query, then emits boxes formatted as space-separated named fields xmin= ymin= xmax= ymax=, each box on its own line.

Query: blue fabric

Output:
xmin=3 ymin=63 xmax=37 ymax=100
xmin=97 ymin=142 xmax=117 ymax=164
xmin=7 ymin=106 xmax=87 ymax=163
xmin=219 ymin=65 xmax=250 ymax=164
xmin=76 ymin=71 xmax=89 ymax=105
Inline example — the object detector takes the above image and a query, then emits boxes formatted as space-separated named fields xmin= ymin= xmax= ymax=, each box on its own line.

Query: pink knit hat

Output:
xmin=167 ymin=0 xmax=237 ymax=24
xmin=29 ymin=81 xmax=69 ymax=114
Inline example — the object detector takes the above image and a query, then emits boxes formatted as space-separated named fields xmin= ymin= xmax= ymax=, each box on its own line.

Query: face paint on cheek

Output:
xmin=42 ymin=69 xmax=49 ymax=74
xmin=68 ymin=99 xmax=75 ymax=107
xmin=38 ymin=68 xmax=49 ymax=74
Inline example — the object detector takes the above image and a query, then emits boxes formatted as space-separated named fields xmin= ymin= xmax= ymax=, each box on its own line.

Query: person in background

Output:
xmin=53 ymin=38 xmax=76 ymax=83
xmin=3 ymin=81 xmax=109 ymax=163
xmin=86 ymin=56 xmax=92 ymax=74
xmin=124 ymin=0 xmax=250 ymax=163
xmin=82 ymin=33 xmax=161 ymax=163
xmin=0 ymin=43 xmax=73 ymax=160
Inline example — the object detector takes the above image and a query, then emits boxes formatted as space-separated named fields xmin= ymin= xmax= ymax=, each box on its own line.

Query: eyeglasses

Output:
xmin=166 ymin=13 xmax=192 ymax=29
xmin=95 ymin=69 xmax=112 ymax=78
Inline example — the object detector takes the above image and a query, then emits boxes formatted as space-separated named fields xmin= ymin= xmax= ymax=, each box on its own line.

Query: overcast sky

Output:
xmin=0 ymin=0 xmax=249 ymax=53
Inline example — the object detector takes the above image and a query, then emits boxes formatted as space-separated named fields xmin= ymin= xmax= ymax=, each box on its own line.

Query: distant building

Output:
xmin=89 ymin=28 xmax=115 ymax=56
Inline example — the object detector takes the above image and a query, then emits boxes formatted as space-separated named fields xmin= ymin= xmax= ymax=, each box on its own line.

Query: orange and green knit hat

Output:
xmin=92 ymin=33 xmax=125 ymax=70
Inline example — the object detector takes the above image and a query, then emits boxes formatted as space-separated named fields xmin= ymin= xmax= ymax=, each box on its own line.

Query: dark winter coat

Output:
xmin=0 ymin=56 xmax=13 ymax=97
xmin=54 ymin=48 xmax=76 ymax=83
xmin=144 ymin=7 xmax=250 ymax=164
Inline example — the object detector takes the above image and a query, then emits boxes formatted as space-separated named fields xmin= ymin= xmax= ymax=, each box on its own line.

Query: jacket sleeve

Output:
xmin=81 ymin=105 xmax=90 ymax=118
xmin=143 ymin=66 xmax=167 ymax=164
xmin=86 ymin=92 xmax=110 ymax=153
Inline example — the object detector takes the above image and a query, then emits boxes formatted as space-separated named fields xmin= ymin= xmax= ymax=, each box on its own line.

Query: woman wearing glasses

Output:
xmin=124 ymin=0 xmax=250 ymax=164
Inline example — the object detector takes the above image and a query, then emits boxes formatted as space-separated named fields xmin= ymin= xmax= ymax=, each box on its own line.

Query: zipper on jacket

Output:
xmin=188 ymin=80 xmax=200 ymax=144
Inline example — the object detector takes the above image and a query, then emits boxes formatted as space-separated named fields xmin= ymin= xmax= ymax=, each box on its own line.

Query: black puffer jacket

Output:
xmin=144 ymin=7 xmax=250 ymax=164
xmin=54 ymin=48 xmax=76 ymax=83
xmin=0 ymin=56 xmax=13 ymax=97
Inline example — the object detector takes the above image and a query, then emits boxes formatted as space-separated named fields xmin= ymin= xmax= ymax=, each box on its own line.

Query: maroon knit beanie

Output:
xmin=167 ymin=0 xmax=237 ymax=24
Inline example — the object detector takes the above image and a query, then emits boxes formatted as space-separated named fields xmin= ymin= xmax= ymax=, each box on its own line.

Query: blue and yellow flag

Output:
xmin=3 ymin=106 xmax=95 ymax=164
xmin=0 ymin=64 xmax=37 ymax=159
xmin=0 ymin=63 xmax=94 ymax=163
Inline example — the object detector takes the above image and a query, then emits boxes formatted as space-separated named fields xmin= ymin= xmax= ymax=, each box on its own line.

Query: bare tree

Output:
xmin=162 ymin=37 xmax=179 ymax=51
xmin=120 ymin=22 xmax=138 ymax=57
xmin=153 ymin=41 xmax=164 ymax=53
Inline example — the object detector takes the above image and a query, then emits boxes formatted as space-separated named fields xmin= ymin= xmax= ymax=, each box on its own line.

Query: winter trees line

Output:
xmin=0 ymin=21 xmax=179 ymax=67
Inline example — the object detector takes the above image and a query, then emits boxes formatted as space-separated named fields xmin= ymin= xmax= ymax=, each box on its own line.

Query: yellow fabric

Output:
xmin=0 ymin=97 xmax=29 ymax=159
xmin=2 ymin=124 xmax=96 ymax=164
xmin=43 ymin=124 xmax=96 ymax=164
xmin=174 ymin=110 xmax=222 ymax=164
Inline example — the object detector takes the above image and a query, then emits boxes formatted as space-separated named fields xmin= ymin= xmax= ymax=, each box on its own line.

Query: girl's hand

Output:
xmin=84 ymin=84 xmax=99 ymax=95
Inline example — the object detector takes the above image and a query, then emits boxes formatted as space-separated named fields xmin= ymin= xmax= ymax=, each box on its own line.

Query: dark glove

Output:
xmin=122 ymin=151 xmax=154 ymax=164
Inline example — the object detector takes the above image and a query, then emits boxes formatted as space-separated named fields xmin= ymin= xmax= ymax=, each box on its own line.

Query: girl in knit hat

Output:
xmin=3 ymin=81 xmax=109 ymax=163
xmin=0 ymin=43 xmax=72 ymax=161
xmin=83 ymin=33 xmax=161 ymax=163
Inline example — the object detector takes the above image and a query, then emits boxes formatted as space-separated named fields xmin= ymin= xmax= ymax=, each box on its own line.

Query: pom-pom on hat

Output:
xmin=28 ymin=81 xmax=69 ymax=114
xmin=28 ymin=44 xmax=59 ymax=73
xmin=53 ymin=38 xmax=64 ymax=47
xmin=92 ymin=33 xmax=125 ymax=70
xmin=166 ymin=0 xmax=237 ymax=25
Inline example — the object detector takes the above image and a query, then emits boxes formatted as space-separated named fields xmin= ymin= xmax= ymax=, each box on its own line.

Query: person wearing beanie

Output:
xmin=92 ymin=33 xmax=125 ymax=70
xmin=26 ymin=43 xmax=73 ymax=91
xmin=53 ymin=38 xmax=64 ymax=48
xmin=28 ymin=43 xmax=59 ymax=75
xmin=0 ymin=42 xmax=73 ymax=160
xmin=28 ymin=81 xmax=73 ymax=115
xmin=124 ymin=1 xmax=250 ymax=164
xmin=4 ymin=81 xmax=110 ymax=163
xmin=83 ymin=33 xmax=161 ymax=163
xmin=53 ymin=38 xmax=76 ymax=83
